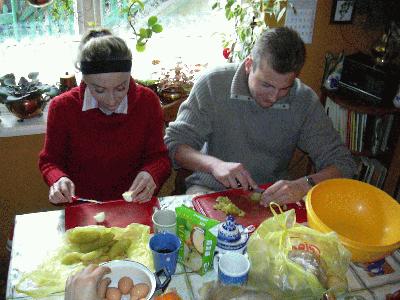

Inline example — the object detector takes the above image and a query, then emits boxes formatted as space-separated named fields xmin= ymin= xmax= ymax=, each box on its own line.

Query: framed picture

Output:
xmin=330 ymin=0 xmax=356 ymax=24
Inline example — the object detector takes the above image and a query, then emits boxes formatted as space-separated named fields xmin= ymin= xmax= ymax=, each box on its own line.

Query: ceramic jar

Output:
xmin=213 ymin=215 xmax=254 ymax=271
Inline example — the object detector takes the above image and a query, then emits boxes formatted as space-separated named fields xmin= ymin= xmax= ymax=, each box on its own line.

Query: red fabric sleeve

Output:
xmin=139 ymin=90 xmax=172 ymax=191
xmin=38 ymin=95 xmax=71 ymax=186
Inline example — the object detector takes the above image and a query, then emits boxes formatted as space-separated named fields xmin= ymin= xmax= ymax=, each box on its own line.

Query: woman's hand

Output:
xmin=49 ymin=177 xmax=75 ymax=204
xmin=127 ymin=171 xmax=156 ymax=203
xmin=65 ymin=264 xmax=111 ymax=300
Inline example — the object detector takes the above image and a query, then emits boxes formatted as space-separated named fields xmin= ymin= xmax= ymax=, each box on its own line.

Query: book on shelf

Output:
xmin=353 ymin=155 xmax=388 ymax=188
xmin=380 ymin=114 xmax=395 ymax=153
xmin=370 ymin=116 xmax=384 ymax=156
xmin=324 ymin=97 xmax=394 ymax=155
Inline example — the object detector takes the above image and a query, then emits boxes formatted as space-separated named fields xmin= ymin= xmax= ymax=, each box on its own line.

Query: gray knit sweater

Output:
xmin=164 ymin=62 xmax=356 ymax=191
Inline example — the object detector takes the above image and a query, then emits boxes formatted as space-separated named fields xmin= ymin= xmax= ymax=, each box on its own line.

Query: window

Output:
xmin=0 ymin=0 xmax=231 ymax=84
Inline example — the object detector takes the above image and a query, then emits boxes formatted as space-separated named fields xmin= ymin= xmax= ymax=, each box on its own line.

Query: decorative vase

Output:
xmin=5 ymin=94 xmax=50 ymax=120
xmin=159 ymin=85 xmax=185 ymax=104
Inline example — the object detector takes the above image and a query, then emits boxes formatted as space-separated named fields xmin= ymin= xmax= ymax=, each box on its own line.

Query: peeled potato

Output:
xmin=94 ymin=212 xmax=106 ymax=223
xmin=122 ymin=191 xmax=133 ymax=202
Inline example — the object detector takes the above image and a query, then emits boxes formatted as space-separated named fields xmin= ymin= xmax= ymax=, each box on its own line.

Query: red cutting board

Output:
xmin=192 ymin=183 xmax=307 ymax=228
xmin=65 ymin=197 xmax=159 ymax=230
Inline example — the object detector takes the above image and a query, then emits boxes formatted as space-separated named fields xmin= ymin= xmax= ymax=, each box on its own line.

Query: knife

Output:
xmin=235 ymin=180 xmax=266 ymax=194
xmin=249 ymin=186 xmax=266 ymax=194
xmin=71 ymin=195 xmax=102 ymax=204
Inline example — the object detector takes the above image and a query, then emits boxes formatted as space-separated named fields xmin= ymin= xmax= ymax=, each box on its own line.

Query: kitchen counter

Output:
xmin=6 ymin=195 xmax=400 ymax=299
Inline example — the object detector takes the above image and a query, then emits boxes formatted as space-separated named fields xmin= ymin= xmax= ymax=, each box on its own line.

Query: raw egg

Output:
xmin=118 ymin=276 xmax=134 ymax=294
xmin=130 ymin=283 xmax=150 ymax=300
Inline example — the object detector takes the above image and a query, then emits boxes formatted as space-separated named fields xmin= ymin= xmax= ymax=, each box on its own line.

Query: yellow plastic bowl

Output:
xmin=306 ymin=178 xmax=400 ymax=263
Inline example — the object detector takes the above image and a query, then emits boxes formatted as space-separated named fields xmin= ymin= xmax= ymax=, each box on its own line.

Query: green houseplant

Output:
xmin=211 ymin=0 xmax=288 ymax=62
xmin=0 ymin=72 xmax=59 ymax=119
xmin=122 ymin=0 xmax=163 ymax=52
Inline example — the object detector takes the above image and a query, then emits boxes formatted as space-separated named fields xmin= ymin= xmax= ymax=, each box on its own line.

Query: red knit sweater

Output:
xmin=39 ymin=78 xmax=171 ymax=201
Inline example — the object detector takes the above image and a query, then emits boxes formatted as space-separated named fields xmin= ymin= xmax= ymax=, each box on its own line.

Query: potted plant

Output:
xmin=153 ymin=60 xmax=205 ymax=104
xmin=0 ymin=72 xmax=59 ymax=120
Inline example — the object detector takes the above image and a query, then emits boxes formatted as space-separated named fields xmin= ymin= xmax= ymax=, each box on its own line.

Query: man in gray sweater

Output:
xmin=164 ymin=27 xmax=356 ymax=206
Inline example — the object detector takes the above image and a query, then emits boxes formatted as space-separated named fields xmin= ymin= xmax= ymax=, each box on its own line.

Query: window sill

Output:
xmin=0 ymin=105 xmax=48 ymax=137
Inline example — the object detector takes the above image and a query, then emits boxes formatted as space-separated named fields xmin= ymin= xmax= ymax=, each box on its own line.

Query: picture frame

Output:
xmin=330 ymin=0 xmax=356 ymax=24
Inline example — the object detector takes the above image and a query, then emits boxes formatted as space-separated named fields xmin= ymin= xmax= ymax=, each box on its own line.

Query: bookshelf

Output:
xmin=321 ymin=88 xmax=400 ymax=197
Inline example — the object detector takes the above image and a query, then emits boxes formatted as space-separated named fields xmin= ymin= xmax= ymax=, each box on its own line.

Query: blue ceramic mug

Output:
xmin=218 ymin=252 xmax=250 ymax=285
xmin=149 ymin=232 xmax=181 ymax=275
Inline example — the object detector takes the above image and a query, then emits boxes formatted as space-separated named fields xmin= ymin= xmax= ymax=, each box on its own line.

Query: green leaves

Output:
xmin=0 ymin=73 xmax=59 ymax=103
xmin=148 ymin=16 xmax=158 ymax=26
xmin=152 ymin=24 xmax=163 ymax=33
xmin=127 ymin=1 xmax=163 ymax=52
xmin=211 ymin=0 xmax=287 ymax=62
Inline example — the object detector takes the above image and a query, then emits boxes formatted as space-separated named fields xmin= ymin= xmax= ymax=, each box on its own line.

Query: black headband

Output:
xmin=80 ymin=60 xmax=132 ymax=74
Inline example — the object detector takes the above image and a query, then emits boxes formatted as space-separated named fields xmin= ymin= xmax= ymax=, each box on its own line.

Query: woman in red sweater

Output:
xmin=39 ymin=28 xmax=171 ymax=204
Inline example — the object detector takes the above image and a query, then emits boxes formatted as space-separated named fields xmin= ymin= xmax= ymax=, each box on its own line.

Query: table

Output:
xmin=6 ymin=195 xmax=400 ymax=299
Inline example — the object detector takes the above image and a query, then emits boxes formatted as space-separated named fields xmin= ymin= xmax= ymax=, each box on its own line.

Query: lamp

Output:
xmin=27 ymin=0 xmax=54 ymax=8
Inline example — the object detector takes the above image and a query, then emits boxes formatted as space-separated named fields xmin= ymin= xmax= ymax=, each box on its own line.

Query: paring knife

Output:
xmin=235 ymin=180 xmax=266 ymax=194
xmin=71 ymin=195 xmax=102 ymax=204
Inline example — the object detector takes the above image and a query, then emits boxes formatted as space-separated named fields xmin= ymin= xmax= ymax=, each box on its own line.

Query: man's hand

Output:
xmin=260 ymin=178 xmax=308 ymax=207
xmin=49 ymin=177 xmax=75 ymax=204
xmin=210 ymin=161 xmax=258 ymax=190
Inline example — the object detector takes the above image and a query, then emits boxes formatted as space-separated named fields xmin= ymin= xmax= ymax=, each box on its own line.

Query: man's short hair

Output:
xmin=251 ymin=27 xmax=306 ymax=74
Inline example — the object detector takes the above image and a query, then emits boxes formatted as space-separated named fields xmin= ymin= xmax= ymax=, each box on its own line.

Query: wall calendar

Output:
xmin=285 ymin=0 xmax=318 ymax=44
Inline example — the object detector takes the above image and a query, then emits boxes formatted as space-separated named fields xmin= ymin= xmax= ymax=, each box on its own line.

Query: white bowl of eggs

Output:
xmin=100 ymin=260 xmax=171 ymax=300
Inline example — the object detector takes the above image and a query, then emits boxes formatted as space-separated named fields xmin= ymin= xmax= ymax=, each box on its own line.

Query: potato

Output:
xmin=81 ymin=249 xmax=104 ymax=262
xmin=67 ymin=227 xmax=102 ymax=244
xmin=61 ymin=252 xmax=82 ymax=265
xmin=77 ymin=232 xmax=115 ymax=253
xmin=108 ymin=239 xmax=131 ymax=259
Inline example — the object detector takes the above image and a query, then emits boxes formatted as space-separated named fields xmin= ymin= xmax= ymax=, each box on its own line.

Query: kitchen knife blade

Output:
xmin=71 ymin=195 xmax=102 ymax=204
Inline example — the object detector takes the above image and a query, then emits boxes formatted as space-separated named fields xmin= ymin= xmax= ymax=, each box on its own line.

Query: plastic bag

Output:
xmin=247 ymin=204 xmax=351 ymax=299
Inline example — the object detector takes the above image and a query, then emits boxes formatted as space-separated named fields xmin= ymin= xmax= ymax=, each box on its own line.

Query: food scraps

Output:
xmin=213 ymin=196 xmax=245 ymax=217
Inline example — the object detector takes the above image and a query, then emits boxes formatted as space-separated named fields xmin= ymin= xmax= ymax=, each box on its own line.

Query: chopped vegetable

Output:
xmin=213 ymin=196 xmax=245 ymax=217
xmin=93 ymin=212 xmax=105 ymax=223
xmin=122 ymin=191 xmax=133 ymax=202
xmin=250 ymin=192 xmax=262 ymax=202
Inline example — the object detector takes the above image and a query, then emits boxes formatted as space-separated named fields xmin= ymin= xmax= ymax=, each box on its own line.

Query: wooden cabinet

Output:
xmin=321 ymin=88 xmax=400 ymax=197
